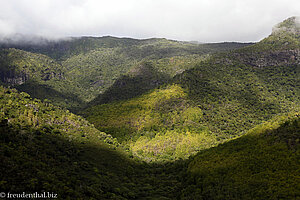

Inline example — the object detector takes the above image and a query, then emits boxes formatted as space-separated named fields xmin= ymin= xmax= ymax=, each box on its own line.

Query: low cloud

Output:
xmin=0 ymin=0 xmax=300 ymax=42
xmin=296 ymin=16 xmax=300 ymax=25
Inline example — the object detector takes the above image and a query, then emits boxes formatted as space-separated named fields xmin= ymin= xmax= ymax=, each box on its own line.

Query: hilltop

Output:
xmin=0 ymin=17 xmax=299 ymax=199
xmin=0 ymin=36 xmax=251 ymax=111
xmin=83 ymin=17 xmax=300 ymax=161
xmin=272 ymin=16 xmax=300 ymax=35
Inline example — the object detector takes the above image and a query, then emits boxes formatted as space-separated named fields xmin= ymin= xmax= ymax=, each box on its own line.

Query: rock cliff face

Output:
xmin=272 ymin=16 xmax=300 ymax=35
xmin=40 ymin=68 xmax=64 ymax=81
xmin=216 ymin=17 xmax=300 ymax=69
xmin=0 ymin=48 xmax=64 ymax=86
xmin=1 ymin=71 xmax=29 ymax=85
xmin=229 ymin=49 xmax=300 ymax=68
xmin=0 ymin=68 xmax=64 ymax=85
xmin=0 ymin=62 xmax=64 ymax=86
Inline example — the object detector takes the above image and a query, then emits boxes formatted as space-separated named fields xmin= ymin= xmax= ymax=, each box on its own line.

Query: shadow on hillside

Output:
xmin=88 ymin=61 xmax=171 ymax=106
xmin=0 ymin=120 xmax=186 ymax=199
xmin=181 ymin=116 xmax=300 ymax=199
xmin=172 ymin=62 xmax=298 ymax=136
xmin=16 ymin=80 xmax=85 ymax=112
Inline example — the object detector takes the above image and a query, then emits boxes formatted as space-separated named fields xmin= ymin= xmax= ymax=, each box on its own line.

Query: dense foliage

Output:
xmin=0 ymin=86 xmax=187 ymax=199
xmin=0 ymin=86 xmax=110 ymax=143
xmin=0 ymin=36 xmax=251 ymax=111
xmin=183 ymin=113 xmax=300 ymax=200
xmin=59 ymin=38 xmax=250 ymax=105
xmin=0 ymin=85 xmax=298 ymax=199
xmin=0 ymin=17 xmax=299 ymax=199
xmin=0 ymin=48 xmax=84 ymax=111
xmin=83 ymin=17 xmax=300 ymax=162
xmin=83 ymin=84 xmax=218 ymax=161
xmin=174 ymin=52 xmax=299 ymax=136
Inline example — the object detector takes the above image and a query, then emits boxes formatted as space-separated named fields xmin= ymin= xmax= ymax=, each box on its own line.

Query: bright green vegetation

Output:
xmin=62 ymin=47 xmax=137 ymax=102
xmin=83 ymin=17 xmax=300 ymax=162
xmin=0 ymin=86 xmax=187 ymax=199
xmin=0 ymin=85 xmax=298 ymax=199
xmin=59 ymin=38 xmax=251 ymax=104
xmin=0 ymin=86 xmax=110 ymax=143
xmin=0 ymin=48 xmax=84 ymax=111
xmin=83 ymin=84 xmax=218 ymax=161
xmin=183 ymin=113 xmax=300 ymax=200
xmin=174 ymin=52 xmax=300 ymax=136
xmin=88 ymin=61 xmax=171 ymax=105
xmin=0 ymin=36 xmax=251 ymax=110
xmin=87 ymin=55 xmax=207 ymax=105
xmin=0 ymin=17 xmax=299 ymax=199
xmin=171 ymin=17 xmax=300 ymax=137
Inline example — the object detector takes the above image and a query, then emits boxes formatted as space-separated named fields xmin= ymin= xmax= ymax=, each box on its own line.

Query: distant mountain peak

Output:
xmin=272 ymin=16 xmax=300 ymax=35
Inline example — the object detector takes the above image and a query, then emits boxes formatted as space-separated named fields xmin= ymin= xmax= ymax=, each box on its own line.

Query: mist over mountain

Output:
xmin=0 ymin=34 xmax=66 ymax=45
xmin=272 ymin=16 xmax=300 ymax=34
xmin=0 ymin=35 xmax=252 ymax=111
xmin=0 ymin=16 xmax=299 ymax=199
xmin=1 ymin=0 xmax=300 ymax=42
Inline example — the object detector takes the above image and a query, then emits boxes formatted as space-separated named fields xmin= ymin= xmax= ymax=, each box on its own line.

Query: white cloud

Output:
xmin=0 ymin=19 xmax=15 ymax=36
xmin=0 ymin=0 xmax=300 ymax=42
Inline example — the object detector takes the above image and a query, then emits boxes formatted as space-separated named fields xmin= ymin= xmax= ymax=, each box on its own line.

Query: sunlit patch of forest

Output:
xmin=0 ymin=17 xmax=299 ymax=199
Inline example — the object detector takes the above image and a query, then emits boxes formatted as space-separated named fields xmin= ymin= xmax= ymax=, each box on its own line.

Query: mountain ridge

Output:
xmin=0 ymin=35 xmax=252 ymax=111
xmin=82 ymin=16 xmax=300 ymax=161
xmin=0 ymin=17 xmax=299 ymax=199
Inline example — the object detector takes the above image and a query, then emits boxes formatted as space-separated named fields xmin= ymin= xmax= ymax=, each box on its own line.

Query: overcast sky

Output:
xmin=0 ymin=0 xmax=300 ymax=42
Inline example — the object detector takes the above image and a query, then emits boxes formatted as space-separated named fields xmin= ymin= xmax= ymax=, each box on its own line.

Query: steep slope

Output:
xmin=88 ymin=61 xmax=171 ymax=105
xmin=0 ymin=86 xmax=111 ymax=143
xmin=1 ymin=85 xmax=298 ymax=199
xmin=0 ymin=48 xmax=84 ymax=111
xmin=182 ymin=113 xmax=300 ymax=199
xmin=83 ymin=17 xmax=300 ymax=161
xmin=0 ymin=36 xmax=252 ymax=108
xmin=0 ymin=17 xmax=299 ymax=199
xmin=173 ymin=16 xmax=300 ymax=136
xmin=0 ymin=85 xmax=188 ymax=199
xmin=61 ymin=39 xmax=251 ymax=103
xmin=83 ymin=84 xmax=218 ymax=162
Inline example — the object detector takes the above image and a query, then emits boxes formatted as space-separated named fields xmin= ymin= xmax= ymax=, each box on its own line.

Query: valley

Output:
xmin=0 ymin=17 xmax=299 ymax=199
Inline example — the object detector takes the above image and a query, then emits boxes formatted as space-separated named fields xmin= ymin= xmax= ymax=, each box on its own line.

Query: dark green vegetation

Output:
xmin=0 ymin=36 xmax=250 ymax=111
xmin=83 ymin=17 xmax=300 ymax=161
xmin=183 ymin=113 xmax=300 ymax=200
xmin=0 ymin=48 xmax=84 ymax=110
xmin=0 ymin=86 xmax=185 ymax=199
xmin=0 ymin=17 xmax=299 ymax=199
xmin=0 ymin=85 xmax=299 ymax=199
xmin=83 ymin=84 xmax=218 ymax=161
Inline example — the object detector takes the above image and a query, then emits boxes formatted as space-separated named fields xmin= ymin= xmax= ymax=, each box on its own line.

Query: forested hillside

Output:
xmin=0 ymin=36 xmax=251 ymax=110
xmin=173 ymin=16 xmax=300 ymax=137
xmin=182 ymin=112 xmax=300 ymax=200
xmin=0 ymin=85 xmax=298 ymax=199
xmin=83 ymin=84 xmax=218 ymax=161
xmin=0 ymin=86 xmax=184 ymax=199
xmin=0 ymin=17 xmax=299 ymax=199
xmin=83 ymin=17 xmax=300 ymax=161
xmin=0 ymin=48 xmax=84 ymax=110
